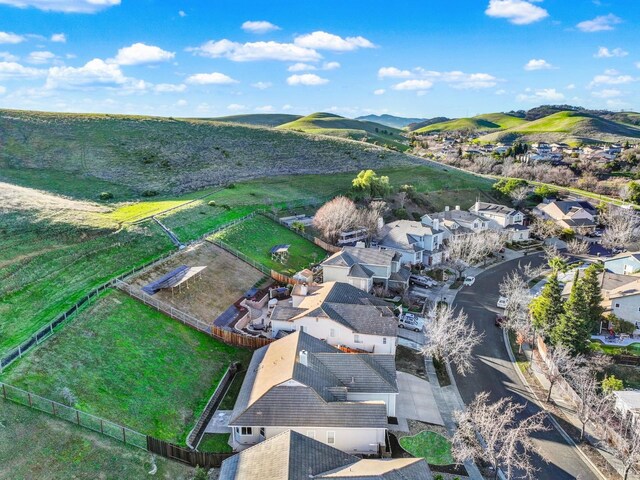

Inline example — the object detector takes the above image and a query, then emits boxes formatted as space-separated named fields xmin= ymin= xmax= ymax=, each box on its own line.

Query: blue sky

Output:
xmin=0 ymin=0 xmax=638 ymax=118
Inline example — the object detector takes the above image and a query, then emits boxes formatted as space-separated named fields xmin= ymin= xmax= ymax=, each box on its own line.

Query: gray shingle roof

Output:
xmin=348 ymin=263 xmax=375 ymax=279
xmin=472 ymin=201 xmax=517 ymax=217
xmin=323 ymin=247 xmax=396 ymax=269
xmin=378 ymin=220 xmax=441 ymax=251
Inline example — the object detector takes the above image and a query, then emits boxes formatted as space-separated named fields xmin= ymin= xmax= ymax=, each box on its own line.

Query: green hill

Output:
xmin=355 ymin=114 xmax=426 ymax=129
xmin=0 ymin=109 xmax=420 ymax=199
xmin=414 ymin=113 xmax=527 ymax=134
xmin=203 ymin=113 xmax=302 ymax=127
xmin=277 ymin=112 xmax=409 ymax=151
xmin=479 ymin=111 xmax=640 ymax=145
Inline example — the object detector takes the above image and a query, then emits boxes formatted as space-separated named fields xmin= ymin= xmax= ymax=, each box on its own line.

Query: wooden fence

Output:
xmin=147 ymin=437 xmax=233 ymax=468
xmin=211 ymin=326 xmax=274 ymax=349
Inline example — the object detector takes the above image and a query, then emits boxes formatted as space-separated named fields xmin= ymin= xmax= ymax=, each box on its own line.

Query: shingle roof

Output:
xmin=348 ymin=263 xmax=375 ymax=279
xmin=323 ymin=247 xmax=396 ymax=269
xmin=230 ymin=331 xmax=396 ymax=428
xmin=219 ymin=430 xmax=433 ymax=480
xmin=378 ymin=220 xmax=441 ymax=251
xmin=472 ymin=201 xmax=518 ymax=217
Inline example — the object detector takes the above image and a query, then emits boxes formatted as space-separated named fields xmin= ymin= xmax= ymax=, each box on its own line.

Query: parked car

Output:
xmin=398 ymin=313 xmax=424 ymax=332
xmin=463 ymin=276 xmax=476 ymax=286
xmin=495 ymin=314 xmax=507 ymax=327
xmin=497 ymin=296 xmax=508 ymax=309
xmin=410 ymin=275 xmax=436 ymax=288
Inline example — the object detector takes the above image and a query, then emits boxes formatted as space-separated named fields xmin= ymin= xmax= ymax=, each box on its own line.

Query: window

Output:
xmin=615 ymin=303 xmax=620 ymax=308
xmin=241 ymin=427 xmax=253 ymax=436
xmin=259 ymin=428 xmax=265 ymax=437
xmin=330 ymin=328 xmax=336 ymax=338
xmin=354 ymin=334 xmax=362 ymax=344
xmin=382 ymin=337 xmax=387 ymax=345
xmin=307 ymin=430 xmax=316 ymax=439
xmin=327 ymin=431 xmax=335 ymax=445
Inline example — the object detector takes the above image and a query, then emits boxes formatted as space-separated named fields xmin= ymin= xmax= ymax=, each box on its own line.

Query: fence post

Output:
xmin=100 ymin=419 xmax=104 ymax=434
xmin=76 ymin=410 xmax=80 ymax=425
xmin=28 ymin=393 xmax=32 ymax=407
xmin=123 ymin=427 xmax=127 ymax=444
xmin=2 ymin=383 xmax=6 ymax=399
xmin=51 ymin=401 xmax=56 ymax=416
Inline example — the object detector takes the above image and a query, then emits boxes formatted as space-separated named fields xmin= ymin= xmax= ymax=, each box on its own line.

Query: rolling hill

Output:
xmin=202 ymin=113 xmax=302 ymax=127
xmin=355 ymin=114 xmax=426 ymax=129
xmin=277 ymin=112 xmax=409 ymax=151
xmin=0 ymin=109 xmax=420 ymax=198
xmin=479 ymin=111 xmax=640 ymax=145
xmin=414 ymin=113 xmax=527 ymax=134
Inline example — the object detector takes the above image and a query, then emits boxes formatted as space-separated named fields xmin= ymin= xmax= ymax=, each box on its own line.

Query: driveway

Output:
xmin=396 ymin=371 xmax=444 ymax=427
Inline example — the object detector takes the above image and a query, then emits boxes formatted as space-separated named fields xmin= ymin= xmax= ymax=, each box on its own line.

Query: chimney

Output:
xmin=300 ymin=283 xmax=308 ymax=296
xmin=444 ymin=206 xmax=450 ymax=212
xmin=299 ymin=350 xmax=308 ymax=366
xmin=455 ymin=205 xmax=460 ymax=211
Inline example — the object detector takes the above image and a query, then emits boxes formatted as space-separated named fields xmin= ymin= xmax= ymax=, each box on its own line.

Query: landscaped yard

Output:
xmin=210 ymin=215 xmax=327 ymax=274
xmin=399 ymin=430 xmax=455 ymax=466
xmin=198 ymin=433 xmax=232 ymax=453
xmin=590 ymin=341 xmax=640 ymax=357
xmin=0 ymin=400 xmax=192 ymax=480
xmin=219 ymin=370 xmax=247 ymax=410
xmin=0 ymin=290 xmax=252 ymax=444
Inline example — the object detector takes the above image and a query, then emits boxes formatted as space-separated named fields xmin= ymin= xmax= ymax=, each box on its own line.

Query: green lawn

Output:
xmin=219 ymin=370 xmax=247 ymax=410
xmin=198 ymin=433 xmax=232 ymax=453
xmin=399 ymin=431 xmax=454 ymax=466
xmin=0 ymin=400 xmax=192 ymax=480
xmin=210 ymin=215 xmax=327 ymax=274
xmin=0 ymin=290 xmax=252 ymax=445
xmin=606 ymin=364 xmax=640 ymax=390
xmin=590 ymin=341 xmax=640 ymax=357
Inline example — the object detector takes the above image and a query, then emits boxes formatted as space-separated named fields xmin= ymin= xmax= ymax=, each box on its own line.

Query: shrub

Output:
xmin=412 ymin=212 xmax=422 ymax=220
xmin=221 ymin=204 xmax=232 ymax=211
xmin=226 ymin=183 xmax=236 ymax=189
xmin=59 ymin=387 xmax=77 ymax=407
xmin=608 ymin=314 xmax=635 ymax=335
xmin=141 ymin=190 xmax=158 ymax=197
xmin=394 ymin=208 xmax=409 ymax=220
xmin=99 ymin=191 xmax=113 ymax=200
xmin=602 ymin=375 xmax=624 ymax=393
xmin=208 ymin=200 xmax=217 ymax=207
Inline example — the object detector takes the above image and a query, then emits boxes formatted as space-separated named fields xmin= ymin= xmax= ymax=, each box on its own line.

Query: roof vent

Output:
xmin=445 ymin=206 xmax=450 ymax=212
xmin=299 ymin=349 xmax=308 ymax=366
xmin=455 ymin=205 xmax=460 ymax=210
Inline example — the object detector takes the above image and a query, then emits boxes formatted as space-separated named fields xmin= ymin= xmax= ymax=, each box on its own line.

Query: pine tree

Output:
xmin=529 ymin=272 xmax=564 ymax=339
xmin=581 ymin=264 xmax=604 ymax=334
xmin=552 ymin=272 xmax=591 ymax=355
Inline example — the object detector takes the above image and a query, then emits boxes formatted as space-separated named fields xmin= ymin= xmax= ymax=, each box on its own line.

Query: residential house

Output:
xmin=377 ymin=220 xmax=445 ymax=266
xmin=533 ymin=200 xmax=598 ymax=234
xmin=604 ymin=253 xmax=640 ymax=275
xmin=228 ymin=331 xmax=398 ymax=454
xmin=422 ymin=206 xmax=488 ymax=240
xmin=613 ymin=391 xmax=640 ymax=426
xmin=270 ymin=282 xmax=397 ymax=354
xmin=321 ymin=245 xmax=410 ymax=292
xmin=470 ymin=201 xmax=530 ymax=242
xmin=220 ymin=430 xmax=433 ymax=480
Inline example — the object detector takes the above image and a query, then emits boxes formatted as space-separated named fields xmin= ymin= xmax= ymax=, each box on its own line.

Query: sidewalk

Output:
xmin=521 ymin=343 xmax=638 ymax=480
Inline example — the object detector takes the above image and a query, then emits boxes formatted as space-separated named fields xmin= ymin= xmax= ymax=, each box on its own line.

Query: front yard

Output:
xmin=399 ymin=430 xmax=455 ymax=466
xmin=0 ymin=290 xmax=252 ymax=445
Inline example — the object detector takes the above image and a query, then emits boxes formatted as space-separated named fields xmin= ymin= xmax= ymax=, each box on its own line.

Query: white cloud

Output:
xmin=113 ymin=43 xmax=174 ymax=66
xmin=45 ymin=59 xmax=129 ymax=89
xmin=175 ymin=99 xmax=187 ymax=106
xmin=374 ymin=88 xmax=385 ymax=95
xmin=227 ymin=103 xmax=246 ymax=111
xmin=378 ymin=67 xmax=411 ymax=78
xmin=566 ymin=83 xmax=576 ymax=89
xmin=294 ymin=31 xmax=374 ymax=51
xmin=286 ymin=73 xmax=328 ymax=86
xmin=577 ymin=14 xmax=622 ymax=32
xmin=27 ymin=51 xmax=57 ymax=64
xmin=524 ymin=58 xmax=553 ymax=70
xmin=186 ymin=72 xmax=238 ymax=85
xmin=0 ymin=0 xmax=120 ymax=13
xmin=154 ymin=83 xmax=186 ymax=93
xmin=178 ymin=10 xmax=186 ymax=17
xmin=517 ymin=87 xmax=565 ymax=102
xmin=251 ymin=81 xmax=272 ymax=89
xmin=188 ymin=39 xmax=321 ymax=62
xmin=0 ymin=52 xmax=18 ymax=62
xmin=0 ymin=32 xmax=25 ymax=44
xmin=0 ymin=61 xmax=46 ymax=79
xmin=589 ymin=73 xmax=635 ymax=86
xmin=594 ymin=46 xmax=628 ymax=58
xmin=50 ymin=33 xmax=66 ymax=43
xmin=323 ymin=61 xmax=340 ymax=70
xmin=241 ymin=20 xmax=280 ymax=34
xmin=0 ymin=85 xmax=6 ymax=95
xmin=282 ymin=104 xmax=293 ymax=110
xmin=495 ymin=89 xmax=507 ymax=95
xmin=591 ymin=88 xmax=622 ymax=98
xmin=392 ymin=79 xmax=434 ymax=91
xmin=288 ymin=62 xmax=316 ymax=72
xmin=255 ymin=105 xmax=274 ymax=112
xmin=485 ymin=0 xmax=549 ymax=25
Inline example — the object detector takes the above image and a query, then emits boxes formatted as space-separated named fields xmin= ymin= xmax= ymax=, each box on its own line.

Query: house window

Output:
xmin=354 ymin=334 xmax=362 ymax=344
xmin=259 ymin=428 xmax=265 ymax=437
xmin=240 ymin=427 xmax=253 ymax=436
xmin=383 ymin=337 xmax=387 ymax=345
xmin=327 ymin=431 xmax=335 ymax=445
xmin=307 ymin=430 xmax=316 ymax=439
xmin=615 ymin=303 xmax=620 ymax=308
xmin=330 ymin=328 xmax=336 ymax=338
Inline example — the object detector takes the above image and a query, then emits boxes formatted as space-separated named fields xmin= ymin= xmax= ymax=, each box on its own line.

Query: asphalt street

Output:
xmin=452 ymin=254 xmax=599 ymax=480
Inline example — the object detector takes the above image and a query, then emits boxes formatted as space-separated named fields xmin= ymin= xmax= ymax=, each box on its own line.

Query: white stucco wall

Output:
xmin=265 ymin=426 xmax=386 ymax=454
xmin=611 ymin=295 xmax=640 ymax=324
xmin=347 ymin=392 xmax=397 ymax=417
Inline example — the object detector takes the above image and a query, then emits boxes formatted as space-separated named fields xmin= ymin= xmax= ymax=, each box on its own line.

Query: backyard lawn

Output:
xmin=210 ymin=215 xmax=327 ymax=274
xmin=0 ymin=400 xmax=192 ymax=480
xmin=399 ymin=431 xmax=454 ymax=466
xmin=590 ymin=341 xmax=640 ymax=357
xmin=198 ymin=433 xmax=232 ymax=453
xmin=0 ymin=290 xmax=252 ymax=445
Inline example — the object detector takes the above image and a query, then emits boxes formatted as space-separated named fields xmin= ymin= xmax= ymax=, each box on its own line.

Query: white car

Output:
xmin=463 ymin=276 xmax=476 ymax=286
xmin=398 ymin=313 xmax=424 ymax=332
xmin=497 ymin=296 xmax=508 ymax=308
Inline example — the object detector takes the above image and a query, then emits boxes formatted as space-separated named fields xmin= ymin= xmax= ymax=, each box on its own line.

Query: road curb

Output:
xmin=501 ymin=328 xmax=607 ymax=480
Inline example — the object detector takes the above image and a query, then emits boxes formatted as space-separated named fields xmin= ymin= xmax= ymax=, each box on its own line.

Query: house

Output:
xmin=377 ymin=220 xmax=445 ymax=266
xmin=337 ymin=227 xmax=369 ymax=246
xmin=604 ymin=253 xmax=640 ymax=275
xmin=270 ymin=282 xmax=397 ymax=354
xmin=321 ymin=245 xmax=410 ymax=292
xmin=220 ymin=430 xmax=433 ymax=480
xmin=228 ymin=331 xmax=398 ymax=454
xmin=533 ymin=200 xmax=598 ymax=234
xmin=613 ymin=391 xmax=640 ymax=426
xmin=469 ymin=201 xmax=529 ymax=242
xmin=422 ymin=206 xmax=489 ymax=240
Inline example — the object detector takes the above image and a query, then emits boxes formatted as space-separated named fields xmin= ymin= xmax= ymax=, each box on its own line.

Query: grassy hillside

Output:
xmin=0 ymin=109 xmax=418 ymax=199
xmin=202 ymin=113 xmax=302 ymax=127
xmin=355 ymin=114 xmax=425 ymax=129
xmin=480 ymin=111 xmax=640 ymax=145
xmin=277 ymin=112 xmax=409 ymax=151
xmin=414 ymin=113 xmax=527 ymax=134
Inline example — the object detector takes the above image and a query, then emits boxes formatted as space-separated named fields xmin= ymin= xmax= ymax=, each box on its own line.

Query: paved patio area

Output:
xmin=204 ymin=410 xmax=232 ymax=434
xmin=396 ymin=371 xmax=444 ymax=427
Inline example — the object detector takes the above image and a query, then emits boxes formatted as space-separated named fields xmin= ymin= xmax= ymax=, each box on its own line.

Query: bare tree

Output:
xmin=569 ymin=366 xmax=613 ymax=441
xmin=421 ymin=304 xmax=484 ymax=376
xmin=499 ymin=271 xmax=533 ymax=353
xmin=600 ymin=204 xmax=640 ymax=250
xmin=312 ymin=196 xmax=360 ymax=244
xmin=616 ymin=412 xmax=640 ymax=480
xmin=529 ymin=217 xmax=561 ymax=240
xmin=453 ymin=392 xmax=548 ymax=480
xmin=540 ymin=345 xmax=583 ymax=402
xmin=510 ymin=186 xmax=529 ymax=207
xmin=358 ymin=200 xmax=387 ymax=239
xmin=446 ymin=230 xmax=507 ymax=279
xmin=566 ymin=238 xmax=590 ymax=256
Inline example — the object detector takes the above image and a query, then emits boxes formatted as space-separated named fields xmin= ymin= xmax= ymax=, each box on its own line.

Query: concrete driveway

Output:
xmin=396 ymin=371 xmax=444 ymax=427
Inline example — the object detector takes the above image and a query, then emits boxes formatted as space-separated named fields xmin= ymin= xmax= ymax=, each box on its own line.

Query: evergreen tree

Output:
xmin=552 ymin=272 xmax=591 ymax=355
xmin=581 ymin=264 xmax=604 ymax=334
xmin=529 ymin=272 xmax=564 ymax=339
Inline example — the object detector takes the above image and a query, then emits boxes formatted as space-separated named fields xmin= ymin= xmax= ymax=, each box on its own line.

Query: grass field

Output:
xmin=210 ymin=215 xmax=327 ymax=274
xmin=0 ymin=290 xmax=252 ymax=444
xmin=415 ymin=113 xmax=527 ymax=134
xmin=198 ymin=433 xmax=232 ymax=453
xmin=399 ymin=431 xmax=454 ymax=465
xmin=0 ymin=400 xmax=192 ymax=480
xmin=219 ymin=370 xmax=247 ymax=410
xmin=590 ymin=340 xmax=640 ymax=357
